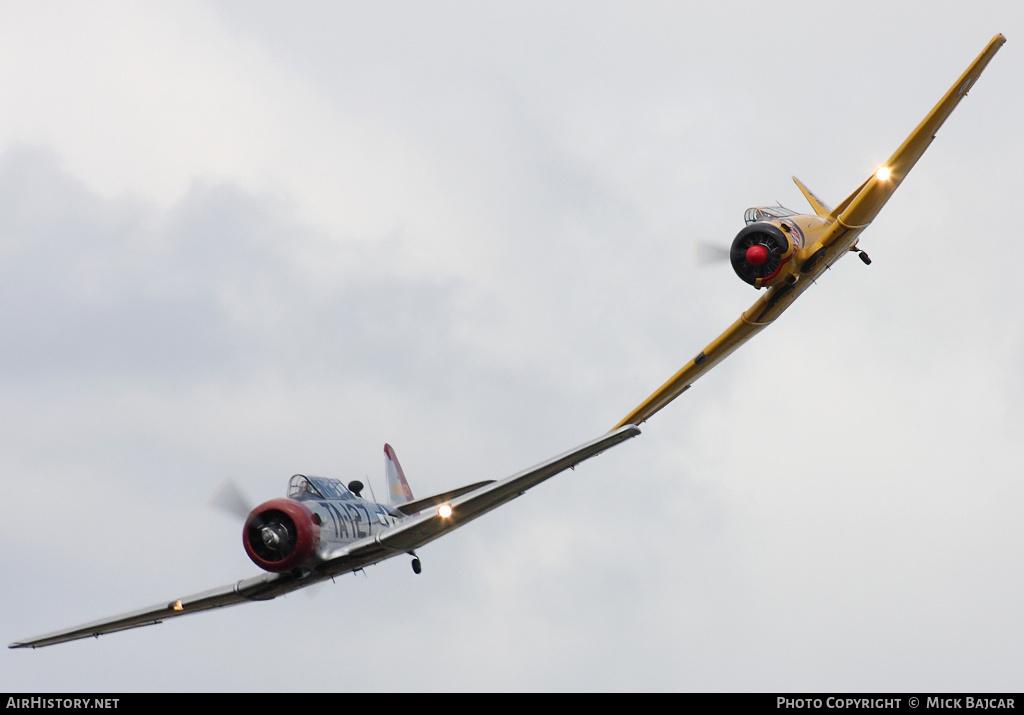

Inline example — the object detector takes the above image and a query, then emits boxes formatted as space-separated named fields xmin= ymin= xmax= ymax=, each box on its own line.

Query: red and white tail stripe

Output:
xmin=384 ymin=444 xmax=414 ymax=506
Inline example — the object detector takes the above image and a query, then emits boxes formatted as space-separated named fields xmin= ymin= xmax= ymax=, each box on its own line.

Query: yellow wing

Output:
xmin=830 ymin=33 xmax=1006 ymax=232
xmin=612 ymin=280 xmax=805 ymax=429
xmin=612 ymin=34 xmax=1005 ymax=430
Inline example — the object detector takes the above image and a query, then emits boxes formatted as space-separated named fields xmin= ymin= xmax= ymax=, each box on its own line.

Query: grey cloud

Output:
xmin=0 ymin=146 xmax=477 ymax=393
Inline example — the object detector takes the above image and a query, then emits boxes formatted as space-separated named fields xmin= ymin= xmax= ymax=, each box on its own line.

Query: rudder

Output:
xmin=384 ymin=444 xmax=415 ymax=506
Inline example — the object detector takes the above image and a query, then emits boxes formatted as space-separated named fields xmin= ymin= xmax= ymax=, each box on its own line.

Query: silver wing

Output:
xmin=7 ymin=572 xmax=302 ymax=649
xmin=321 ymin=424 xmax=640 ymax=562
xmin=10 ymin=425 xmax=640 ymax=649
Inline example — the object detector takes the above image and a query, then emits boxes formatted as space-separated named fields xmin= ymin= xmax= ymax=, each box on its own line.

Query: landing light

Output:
xmin=172 ymin=599 xmax=184 ymax=612
xmin=876 ymin=167 xmax=891 ymax=181
xmin=438 ymin=504 xmax=453 ymax=518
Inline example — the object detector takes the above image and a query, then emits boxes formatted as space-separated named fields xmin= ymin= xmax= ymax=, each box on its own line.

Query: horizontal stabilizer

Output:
xmin=396 ymin=480 xmax=495 ymax=516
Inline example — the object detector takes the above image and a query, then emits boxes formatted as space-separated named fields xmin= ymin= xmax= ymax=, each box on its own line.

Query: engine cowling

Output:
xmin=243 ymin=498 xmax=320 ymax=573
xmin=730 ymin=222 xmax=792 ymax=288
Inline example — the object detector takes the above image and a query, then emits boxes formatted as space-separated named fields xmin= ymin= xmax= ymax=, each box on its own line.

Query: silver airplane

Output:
xmin=9 ymin=426 xmax=638 ymax=648
xmin=11 ymin=33 xmax=1005 ymax=651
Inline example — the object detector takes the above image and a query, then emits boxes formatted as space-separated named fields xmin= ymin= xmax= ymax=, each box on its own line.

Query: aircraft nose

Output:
xmin=243 ymin=498 xmax=320 ymax=572
xmin=261 ymin=523 xmax=287 ymax=549
xmin=745 ymin=244 xmax=768 ymax=266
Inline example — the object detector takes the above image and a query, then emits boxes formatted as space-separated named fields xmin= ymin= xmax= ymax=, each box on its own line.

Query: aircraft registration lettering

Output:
xmin=323 ymin=502 xmax=349 ymax=539
xmin=356 ymin=503 xmax=376 ymax=534
xmin=342 ymin=502 xmax=368 ymax=538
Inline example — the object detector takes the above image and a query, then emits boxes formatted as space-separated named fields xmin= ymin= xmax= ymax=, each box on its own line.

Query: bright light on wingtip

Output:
xmin=876 ymin=167 xmax=891 ymax=181
xmin=438 ymin=504 xmax=453 ymax=518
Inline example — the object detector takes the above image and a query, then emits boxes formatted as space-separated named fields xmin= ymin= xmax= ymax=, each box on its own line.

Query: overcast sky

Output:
xmin=2 ymin=0 xmax=1022 ymax=692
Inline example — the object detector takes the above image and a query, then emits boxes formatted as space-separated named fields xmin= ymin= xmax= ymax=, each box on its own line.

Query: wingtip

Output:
xmin=610 ymin=422 xmax=642 ymax=437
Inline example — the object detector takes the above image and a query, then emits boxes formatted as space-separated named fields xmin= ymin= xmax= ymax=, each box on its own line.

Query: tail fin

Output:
xmin=384 ymin=444 xmax=415 ymax=506
xmin=792 ymin=176 xmax=832 ymax=217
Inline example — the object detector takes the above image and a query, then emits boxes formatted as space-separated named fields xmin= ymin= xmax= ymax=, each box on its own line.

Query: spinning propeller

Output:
xmin=695 ymin=240 xmax=731 ymax=267
xmin=209 ymin=479 xmax=254 ymax=521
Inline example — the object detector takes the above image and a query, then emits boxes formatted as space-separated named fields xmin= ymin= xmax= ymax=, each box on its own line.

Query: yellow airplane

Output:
xmin=614 ymin=34 xmax=1006 ymax=430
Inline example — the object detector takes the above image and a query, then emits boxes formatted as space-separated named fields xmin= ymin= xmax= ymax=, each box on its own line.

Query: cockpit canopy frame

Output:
xmin=288 ymin=474 xmax=355 ymax=501
xmin=744 ymin=205 xmax=798 ymax=225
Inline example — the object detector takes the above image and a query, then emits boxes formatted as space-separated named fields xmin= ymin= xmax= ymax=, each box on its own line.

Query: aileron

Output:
xmin=834 ymin=34 xmax=1005 ymax=231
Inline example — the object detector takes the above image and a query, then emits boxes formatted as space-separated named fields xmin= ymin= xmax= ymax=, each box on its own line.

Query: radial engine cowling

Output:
xmin=243 ymin=498 xmax=320 ymax=573
xmin=730 ymin=223 xmax=793 ymax=288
